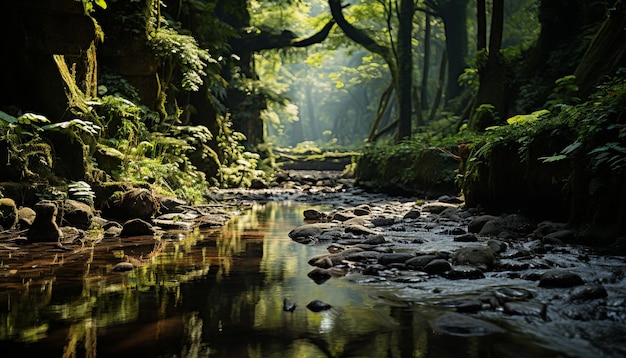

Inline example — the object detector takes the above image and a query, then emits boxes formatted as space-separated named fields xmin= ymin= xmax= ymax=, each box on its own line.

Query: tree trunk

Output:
xmin=438 ymin=0 xmax=469 ymax=101
xmin=468 ymin=0 xmax=505 ymax=131
xmin=396 ymin=0 xmax=414 ymax=141
xmin=421 ymin=13 xmax=431 ymax=110
xmin=574 ymin=0 xmax=626 ymax=96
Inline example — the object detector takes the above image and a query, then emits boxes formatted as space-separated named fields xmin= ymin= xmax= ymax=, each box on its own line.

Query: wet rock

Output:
xmin=369 ymin=216 xmax=396 ymax=226
xmin=406 ymin=254 xmax=437 ymax=269
xmin=345 ymin=224 xmax=376 ymax=236
xmin=27 ymin=201 xmax=63 ymax=242
xmin=528 ymin=240 xmax=546 ymax=254
xmin=538 ymin=269 xmax=585 ymax=288
xmin=362 ymin=264 xmax=385 ymax=275
xmin=569 ymin=284 xmax=608 ymax=301
xmin=288 ymin=223 xmax=337 ymax=242
xmin=120 ymin=218 xmax=155 ymax=237
xmin=353 ymin=205 xmax=371 ymax=216
xmin=441 ymin=266 xmax=485 ymax=280
xmin=362 ymin=234 xmax=387 ymax=245
xmin=250 ymin=178 xmax=268 ymax=189
xmin=543 ymin=229 xmax=576 ymax=244
xmin=440 ymin=298 xmax=483 ymax=313
xmin=451 ymin=246 xmax=497 ymax=270
xmin=119 ymin=188 xmax=160 ymax=221
xmin=62 ymin=199 xmax=94 ymax=229
xmin=112 ymin=262 xmax=134 ymax=272
xmin=309 ymin=247 xmax=364 ymax=268
xmin=303 ymin=209 xmax=325 ymax=220
xmin=431 ymin=312 xmax=504 ymax=336
xmin=454 ymin=233 xmax=478 ymax=242
xmin=423 ymin=259 xmax=452 ymax=274
xmin=332 ymin=211 xmax=356 ymax=222
xmin=487 ymin=239 xmax=507 ymax=253
xmin=306 ymin=300 xmax=332 ymax=312
xmin=159 ymin=196 xmax=186 ymax=214
xmin=533 ymin=221 xmax=569 ymax=239
xmin=493 ymin=287 xmax=534 ymax=304
xmin=421 ymin=202 xmax=458 ymax=214
xmin=503 ymin=301 xmax=547 ymax=319
xmin=308 ymin=267 xmax=333 ymax=284
xmin=18 ymin=206 xmax=36 ymax=228
xmin=0 ymin=198 xmax=18 ymax=229
xmin=402 ymin=208 xmax=421 ymax=219
xmin=377 ymin=252 xmax=414 ymax=265
xmin=479 ymin=218 xmax=506 ymax=236
xmin=468 ymin=215 xmax=500 ymax=234
xmin=344 ymin=250 xmax=383 ymax=262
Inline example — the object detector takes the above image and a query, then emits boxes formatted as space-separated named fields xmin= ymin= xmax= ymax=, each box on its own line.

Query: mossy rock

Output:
xmin=0 ymin=198 xmax=18 ymax=229
xmin=355 ymin=146 xmax=458 ymax=197
xmin=93 ymin=144 xmax=124 ymax=175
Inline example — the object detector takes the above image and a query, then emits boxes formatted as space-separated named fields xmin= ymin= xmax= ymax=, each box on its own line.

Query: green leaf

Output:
xmin=0 ymin=110 xmax=17 ymax=124
xmin=539 ymin=154 xmax=567 ymax=163
xmin=94 ymin=0 xmax=107 ymax=9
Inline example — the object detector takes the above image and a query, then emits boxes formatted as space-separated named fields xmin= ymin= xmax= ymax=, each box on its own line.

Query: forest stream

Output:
xmin=1 ymin=171 xmax=626 ymax=358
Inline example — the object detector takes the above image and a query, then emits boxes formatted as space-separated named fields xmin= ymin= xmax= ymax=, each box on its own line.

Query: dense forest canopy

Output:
xmin=0 ymin=0 xmax=625 ymax=243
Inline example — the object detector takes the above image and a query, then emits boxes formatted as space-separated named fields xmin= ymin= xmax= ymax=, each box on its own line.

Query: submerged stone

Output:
xmin=432 ymin=312 xmax=504 ymax=336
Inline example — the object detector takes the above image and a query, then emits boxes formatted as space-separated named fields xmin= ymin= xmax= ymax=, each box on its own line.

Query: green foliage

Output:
xmin=149 ymin=23 xmax=218 ymax=92
xmin=546 ymin=75 xmax=580 ymax=113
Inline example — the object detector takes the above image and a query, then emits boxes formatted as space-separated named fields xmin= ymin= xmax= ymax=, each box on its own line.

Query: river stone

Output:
xmin=538 ymin=270 xmax=584 ymax=288
xmin=27 ymin=200 xmax=63 ymax=242
xmin=454 ymin=233 xmax=478 ymax=242
xmin=308 ymin=268 xmax=332 ymax=284
xmin=332 ymin=211 xmax=356 ymax=222
xmin=451 ymin=246 xmax=497 ymax=269
xmin=306 ymin=300 xmax=332 ymax=312
xmin=402 ymin=208 xmax=421 ymax=219
xmin=423 ymin=259 xmax=452 ymax=274
xmin=503 ymin=301 xmax=547 ymax=319
xmin=112 ymin=262 xmax=134 ymax=272
xmin=479 ymin=218 xmax=506 ymax=236
xmin=344 ymin=250 xmax=383 ymax=262
xmin=431 ymin=312 xmax=504 ymax=336
xmin=543 ymin=229 xmax=577 ymax=244
xmin=468 ymin=215 xmax=500 ymax=233
xmin=441 ymin=266 xmax=485 ymax=280
xmin=406 ymin=254 xmax=437 ymax=269
xmin=353 ymin=206 xmax=371 ymax=216
xmin=369 ymin=216 xmax=396 ymax=226
xmin=0 ymin=198 xmax=18 ymax=230
xmin=62 ymin=199 xmax=94 ymax=229
xmin=18 ymin=206 xmax=36 ymax=228
xmin=362 ymin=234 xmax=387 ymax=245
xmin=440 ymin=298 xmax=483 ymax=313
xmin=493 ymin=287 xmax=534 ymax=304
xmin=378 ymin=252 xmax=414 ymax=265
xmin=569 ymin=284 xmax=608 ymax=301
xmin=487 ymin=239 xmax=507 ymax=253
xmin=345 ymin=224 xmax=376 ymax=236
xmin=421 ymin=202 xmax=458 ymax=214
xmin=303 ymin=209 xmax=324 ymax=220
xmin=120 ymin=218 xmax=155 ymax=237
xmin=288 ymin=223 xmax=336 ymax=240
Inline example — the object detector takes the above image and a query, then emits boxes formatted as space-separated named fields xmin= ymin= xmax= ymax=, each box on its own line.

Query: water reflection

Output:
xmin=0 ymin=202 xmax=570 ymax=357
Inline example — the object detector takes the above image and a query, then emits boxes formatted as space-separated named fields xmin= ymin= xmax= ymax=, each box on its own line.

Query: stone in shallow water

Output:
xmin=503 ymin=301 xmax=547 ymax=320
xmin=431 ymin=312 xmax=504 ymax=336
xmin=441 ymin=265 xmax=485 ymax=280
xmin=377 ymin=252 xmax=414 ymax=265
xmin=538 ymin=269 xmax=584 ymax=288
xmin=569 ymin=284 xmax=608 ymax=301
xmin=306 ymin=300 xmax=332 ymax=312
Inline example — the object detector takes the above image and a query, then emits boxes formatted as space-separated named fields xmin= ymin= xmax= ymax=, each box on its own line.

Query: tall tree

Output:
xmin=423 ymin=0 xmax=470 ymax=101
xmin=468 ymin=0 xmax=505 ymax=131
xmin=328 ymin=0 xmax=414 ymax=141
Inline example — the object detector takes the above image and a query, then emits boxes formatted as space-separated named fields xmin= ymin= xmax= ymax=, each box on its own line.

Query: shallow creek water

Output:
xmin=1 ymin=199 xmax=625 ymax=357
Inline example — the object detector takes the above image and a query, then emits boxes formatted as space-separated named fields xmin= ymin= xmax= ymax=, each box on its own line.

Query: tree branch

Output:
xmin=291 ymin=19 xmax=336 ymax=47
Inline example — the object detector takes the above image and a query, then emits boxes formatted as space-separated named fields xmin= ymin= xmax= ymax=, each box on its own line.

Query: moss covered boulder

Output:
xmin=0 ymin=198 xmax=18 ymax=229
